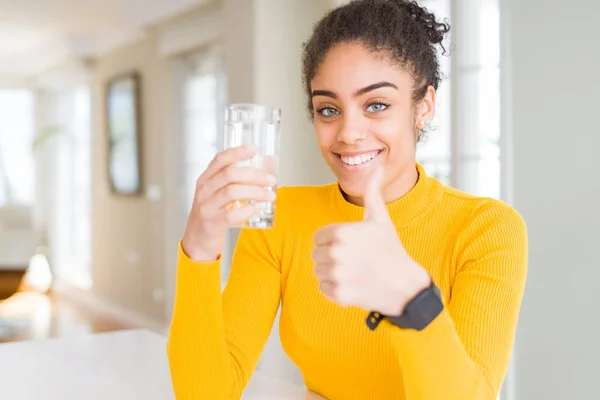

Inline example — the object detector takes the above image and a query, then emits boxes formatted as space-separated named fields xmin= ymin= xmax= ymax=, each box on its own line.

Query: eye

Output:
xmin=366 ymin=102 xmax=389 ymax=113
xmin=316 ymin=106 xmax=340 ymax=118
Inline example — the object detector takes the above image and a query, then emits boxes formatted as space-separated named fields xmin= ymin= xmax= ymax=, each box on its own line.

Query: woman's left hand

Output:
xmin=312 ymin=168 xmax=431 ymax=316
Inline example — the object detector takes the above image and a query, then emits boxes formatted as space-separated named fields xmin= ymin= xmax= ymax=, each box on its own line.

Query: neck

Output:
xmin=344 ymin=164 xmax=420 ymax=207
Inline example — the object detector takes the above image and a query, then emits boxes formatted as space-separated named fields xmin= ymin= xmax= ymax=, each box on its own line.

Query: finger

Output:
xmin=200 ymin=166 xmax=276 ymax=200
xmin=363 ymin=166 xmax=388 ymax=222
xmin=225 ymin=203 xmax=262 ymax=226
xmin=313 ymin=263 xmax=336 ymax=282
xmin=211 ymin=184 xmax=276 ymax=210
xmin=313 ymin=263 xmax=327 ymax=281
xmin=313 ymin=224 xmax=344 ymax=246
xmin=200 ymin=146 xmax=258 ymax=183
xmin=319 ymin=280 xmax=338 ymax=301
xmin=319 ymin=281 xmax=351 ymax=306
xmin=314 ymin=223 xmax=360 ymax=246
xmin=311 ymin=246 xmax=336 ymax=265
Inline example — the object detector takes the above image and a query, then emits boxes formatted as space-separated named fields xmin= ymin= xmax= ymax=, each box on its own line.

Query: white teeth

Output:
xmin=340 ymin=151 xmax=379 ymax=166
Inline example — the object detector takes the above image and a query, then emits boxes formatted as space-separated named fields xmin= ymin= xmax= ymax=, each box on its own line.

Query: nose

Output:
xmin=336 ymin=109 xmax=365 ymax=144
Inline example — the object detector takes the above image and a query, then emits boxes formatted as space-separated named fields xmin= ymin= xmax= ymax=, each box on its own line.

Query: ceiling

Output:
xmin=0 ymin=0 xmax=211 ymax=81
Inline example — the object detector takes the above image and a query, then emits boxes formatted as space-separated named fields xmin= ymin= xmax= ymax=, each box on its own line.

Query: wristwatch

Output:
xmin=366 ymin=280 xmax=444 ymax=331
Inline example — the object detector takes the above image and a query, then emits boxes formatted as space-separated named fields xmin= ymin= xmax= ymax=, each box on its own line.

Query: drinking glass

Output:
xmin=224 ymin=103 xmax=281 ymax=228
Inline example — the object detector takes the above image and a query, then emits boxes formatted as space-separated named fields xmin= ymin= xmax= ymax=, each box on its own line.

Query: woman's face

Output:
xmin=310 ymin=43 xmax=435 ymax=204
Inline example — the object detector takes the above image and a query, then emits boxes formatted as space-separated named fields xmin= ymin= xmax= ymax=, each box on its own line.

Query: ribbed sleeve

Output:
xmin=166 ymin=188 xmax=288 ymax=399
xmin=389 ymin=204 xmax=528 ymax=399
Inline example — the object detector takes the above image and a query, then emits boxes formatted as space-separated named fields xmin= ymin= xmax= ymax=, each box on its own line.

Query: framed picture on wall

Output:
xmin=105 ymin=72 xmax=143 ymax=196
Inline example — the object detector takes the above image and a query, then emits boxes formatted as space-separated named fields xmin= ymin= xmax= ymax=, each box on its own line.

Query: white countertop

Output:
xmin=0 ymin=329 xmax=307 ymax=400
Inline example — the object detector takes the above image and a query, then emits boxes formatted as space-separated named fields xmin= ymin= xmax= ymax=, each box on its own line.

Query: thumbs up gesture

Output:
xmin=312 ymin=168 xmax=431 ymax=316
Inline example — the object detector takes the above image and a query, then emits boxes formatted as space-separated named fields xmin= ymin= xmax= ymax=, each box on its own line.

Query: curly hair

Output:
xmin=301 ymin=0 xmax=450 ymax=117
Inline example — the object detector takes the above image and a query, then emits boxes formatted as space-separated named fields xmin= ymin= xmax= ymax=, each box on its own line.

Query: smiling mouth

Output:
xmin=334 ymin=150 xmax=383 ymax=167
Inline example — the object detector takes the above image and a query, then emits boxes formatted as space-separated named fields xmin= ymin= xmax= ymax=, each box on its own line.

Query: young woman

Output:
xmin=167 ymin=1 xmax=528 ymax=399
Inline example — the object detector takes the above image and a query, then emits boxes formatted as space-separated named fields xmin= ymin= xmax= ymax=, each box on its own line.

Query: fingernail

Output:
xmin=266 ymin=174 xmax=277 ymax=185
xmin=268 ymin=191 xmax=276 ymax=200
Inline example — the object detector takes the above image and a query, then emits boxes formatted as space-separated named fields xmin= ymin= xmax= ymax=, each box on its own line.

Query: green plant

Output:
xmin=31 ymin=125 xmax=67 ymax=152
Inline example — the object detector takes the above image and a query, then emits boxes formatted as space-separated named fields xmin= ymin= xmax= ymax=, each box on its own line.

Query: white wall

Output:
xmin=506 ymin=0 xmax=600 ymax=398
xmin=91 ymin=36 xmax=171 ymax=326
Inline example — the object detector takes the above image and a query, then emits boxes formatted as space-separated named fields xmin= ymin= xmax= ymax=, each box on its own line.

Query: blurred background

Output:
xmin=0 ymin=0 xmax=596 ymax=399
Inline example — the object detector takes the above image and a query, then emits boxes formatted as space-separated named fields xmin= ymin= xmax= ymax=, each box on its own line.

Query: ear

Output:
xmin=414 ymin=86 xmax=436 ymax=131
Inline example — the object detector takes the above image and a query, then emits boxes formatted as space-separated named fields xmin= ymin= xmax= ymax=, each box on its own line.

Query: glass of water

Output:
xmin=224 ymin=103 xmax=281 ymax=228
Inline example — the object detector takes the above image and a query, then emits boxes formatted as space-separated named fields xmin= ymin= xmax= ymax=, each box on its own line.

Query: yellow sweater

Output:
xmin=167 ymin=164 xmax=528 ymax=400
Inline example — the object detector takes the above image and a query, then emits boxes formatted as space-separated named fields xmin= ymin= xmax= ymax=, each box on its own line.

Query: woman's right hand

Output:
xmin=181 ymin=145 xmax=277 ymax=262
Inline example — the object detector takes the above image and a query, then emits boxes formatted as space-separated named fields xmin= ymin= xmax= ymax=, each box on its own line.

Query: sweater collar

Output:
xmin=330 ymin=163 xmax=443 ymax=227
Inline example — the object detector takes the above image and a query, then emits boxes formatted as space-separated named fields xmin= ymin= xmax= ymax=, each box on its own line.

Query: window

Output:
xmin=183 ymin=74 xmax=219 ymax=212
xmin=415 ymin=0 xmax=501 ymax=201
xmin=416 ymin=0 xmax=453 ymax=186
xmin=180 ymin=48 xmax=226 ymax=214
xmin=178 ymin=45 xmax=229 ymax=282
xmin=51 ymin=86 xmax=92 ymax=289
xmin=70 ymin=86 xmax=92 ymax=287
xmin=0 ymin=89 xmax=35 ymax=206
xmin=455 ymin=0 xmax=501 ymax=199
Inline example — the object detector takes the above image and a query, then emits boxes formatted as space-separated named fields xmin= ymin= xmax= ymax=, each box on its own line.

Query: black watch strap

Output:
xmin=366 ymin=280 xmax=443 ymax=331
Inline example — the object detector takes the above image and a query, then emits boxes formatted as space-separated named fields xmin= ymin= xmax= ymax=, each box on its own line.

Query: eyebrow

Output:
xmin=311 ymin=81 xmax=398 ymax=99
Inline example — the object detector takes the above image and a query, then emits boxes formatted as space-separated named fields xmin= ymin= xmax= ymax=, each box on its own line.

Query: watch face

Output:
xmin=388 ymin=283 xmax=444 ymax=331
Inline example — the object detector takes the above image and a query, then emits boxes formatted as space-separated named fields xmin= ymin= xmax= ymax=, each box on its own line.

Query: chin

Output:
xmin=331 ymin=168 xmax=376 ymax=200
xmin=336 ymin=177 xmax=368 ymax=199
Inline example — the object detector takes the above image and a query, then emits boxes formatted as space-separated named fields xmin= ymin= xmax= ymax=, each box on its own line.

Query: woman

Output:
xmin=167 ymin=0 xmax=528 ymax=399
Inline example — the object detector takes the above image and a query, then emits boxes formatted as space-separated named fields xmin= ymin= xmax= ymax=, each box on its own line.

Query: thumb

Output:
xmin=363 ymin=167 xmax=388 ymax=222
